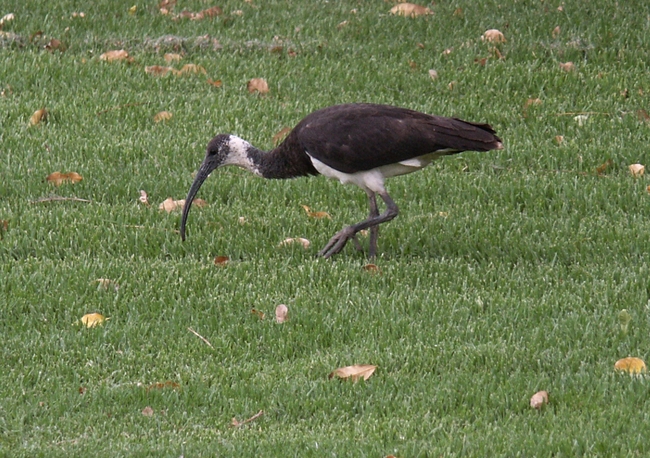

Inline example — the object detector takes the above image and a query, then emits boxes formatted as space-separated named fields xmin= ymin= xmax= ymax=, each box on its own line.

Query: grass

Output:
xmin=2 ymin=0 xmax=650 ymax=456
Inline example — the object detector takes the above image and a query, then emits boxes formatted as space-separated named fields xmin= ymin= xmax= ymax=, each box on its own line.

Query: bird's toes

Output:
xmin=319 ymin=227 xmax=357 ymax=258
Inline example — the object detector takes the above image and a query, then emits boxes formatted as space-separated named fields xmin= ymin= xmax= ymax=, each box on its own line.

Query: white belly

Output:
xmin=309 ymin=152 xmax=442 ymax=194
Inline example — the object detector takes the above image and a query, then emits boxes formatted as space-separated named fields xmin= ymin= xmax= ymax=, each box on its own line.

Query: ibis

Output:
xmin=180 ymin=103 xmax=502 ymax=258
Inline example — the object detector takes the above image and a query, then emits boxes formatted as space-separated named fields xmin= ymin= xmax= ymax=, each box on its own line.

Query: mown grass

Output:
xmin=2 ymin=0 xmax=650 ymax=456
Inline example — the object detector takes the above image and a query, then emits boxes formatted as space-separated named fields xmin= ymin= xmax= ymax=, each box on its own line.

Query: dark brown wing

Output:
xmin=295 ymin=104 xmax=502 ymax=174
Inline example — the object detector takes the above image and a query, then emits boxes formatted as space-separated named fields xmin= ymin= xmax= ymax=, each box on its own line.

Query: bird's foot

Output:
xmin=319 ymin=226 xmax=358 ymax=258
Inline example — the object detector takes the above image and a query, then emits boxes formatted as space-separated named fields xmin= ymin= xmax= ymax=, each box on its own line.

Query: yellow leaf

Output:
xmin=482 ymin=29 xmax=506 ymax=43
xmin=154 ymin=111 xmax=173 ymax=123
xmin=247 ymin=78 xmax=269 ymax=94
xmin=80 ymin=312 xmax=108 ymax=328
xmin=275 ymin=304 xmax=288 ymax=323
xmin=100 ymin=49 xmax=129 ymax=62
xmin=530 ymin=390 xmax=549 ymax=409
xmin=128 ymin=5 xmax=137 ymax=14
xmin=46 ymin=171 xmax=83 ymax=186
xmin=30 ymin=108 xmax=47 ymax=126
xmin=390 ymin=3 xmax=432 ymax=17
xmin=301 ymin=205 xmax=331 ymax=219
xmin=615 ymin=357 xmax=647 ymax=374
xmin=329 ymin=364 xmax=377 ymax=382
xmin=145 ymin=65 xmax=177 ymax=76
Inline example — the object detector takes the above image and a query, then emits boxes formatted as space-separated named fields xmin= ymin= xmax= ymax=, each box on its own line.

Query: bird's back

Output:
xmin=294 ymin=103 xmax=502 ymax=174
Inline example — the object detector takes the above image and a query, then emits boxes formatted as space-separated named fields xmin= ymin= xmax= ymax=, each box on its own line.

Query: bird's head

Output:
xmin=180 ymin=134 xmax=232 ymax=241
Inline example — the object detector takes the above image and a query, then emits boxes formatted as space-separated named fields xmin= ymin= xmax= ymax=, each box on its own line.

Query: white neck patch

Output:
xmin=224 ymin=135 xmax=259 ymax=174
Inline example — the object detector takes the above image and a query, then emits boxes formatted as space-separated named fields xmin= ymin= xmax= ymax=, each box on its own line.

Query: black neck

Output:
xmin=245 ymin=134 xmax=319 ymax=179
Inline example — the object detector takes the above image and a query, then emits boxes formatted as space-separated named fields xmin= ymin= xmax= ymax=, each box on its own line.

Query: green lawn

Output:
xmin=2 ymin=0 xmax=650 ymax=456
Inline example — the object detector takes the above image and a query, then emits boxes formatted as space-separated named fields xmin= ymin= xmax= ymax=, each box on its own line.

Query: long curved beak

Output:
xmin=180 ymin=160 xmax=215 ymax=241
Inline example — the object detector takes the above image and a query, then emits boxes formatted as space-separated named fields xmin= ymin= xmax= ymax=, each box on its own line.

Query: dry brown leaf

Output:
xmin=145 ymin=65 xmax=177 ymax=76
xmin=474 ymin=57 xmax=487 ymax=67
xmin=428 ymin=69 xmax=438 ymax=80
xmin=629 ymin=164 xmax=645 ymax=177
xmin=453 ymin=7 xmax=463 ymax=17
xmin=175 ymin=5 xmax=222 ymax=20
xmin=554 ymin=135 xmax=564 ymax=145
xmin=646 ymin=185 xmax=650 ymax=194
xmin=0 ymin=220 xmax=8 ymax=233
xmin=301 ymin=205 xmax=331 ymax=219
xmin=337 ymin=20 xmax=349 ymax=30
xmin=557 ymin=5 xmax=564 ymax=11
xmin=247 ymin=78 xmax=269 ymax=94
xmin=164 ymin=52 xmax=182 ymax=63
xmin=279 ymin=237 xmax=311 ymax=249
xmin=159 ymin=0 xmax=176 ymax=13
xmin=636 ymin=109 xmax=650 ymax=123
xmin=530 ymin=390 xmax=549 ymax=409
xmin=559 ymin=61 xmax=575 ymax=72
xmin=30 ymin=108 xmax=47 ymax=126
xmin=214 ymin=255 xmax=230 ymax=266
xmin=0 ymin=13 xmax=15 ymax=28
xmin=275 ymin=304 xmax=289 ymax=323
xmin=139 ymin=190 xmax=149 ymax=205
xmin=153 ymin=111 xmax=173 ymax=123
xmin=207 ymin=78 xmax=223 ymax=87
xmin=596 ymin=159 xmax=612 ymax=175
xmin=46 ymin=171 xmax=83 ymax=186
xmin=273 ymin=127 xmax=292 ymax=145
xmin=232 ymin=410 xmax=263 ymax=427
xmin=523 ymin=98 xmax=542 ymax=118
xmin=146 ymin=381 xmax=181 ymax=391
xmin=193 ymin=198 xmax=208 ymax=208
xmin=251 ymin=308 xmax=265 ymax=320
xmin=45 ymin=38 xmax=65 ymax=52
xmin=100 ymin=49 xmax=129 ymax=62
xmin=94 ymin=278 xmax=119 ymax=291
xmin=615 ymin=357 xmax=647 ymax=374
xmin=159 ymin=197 xmax=184 ymax=212
xmin=363 ymin=263 xmax=380 ymax=274
xmin=552 ymin=26 xmax=561 ymax=38
xmin=390 ymin=3 xmax=432 ymax=17
xmin=80 ymin=312 xmax=108 ymax=328
xmin=448 ymin=81 xmax=457 ymax=90
xmin=482 ymin=29 xmax=506 ymax=43
xmin=178 ymin=63 xmax=206 ymax=75
xmin=329 ymin=365 xmax=377 ymax=382
xmin=141 ymin=406 xmax=154 ymax=417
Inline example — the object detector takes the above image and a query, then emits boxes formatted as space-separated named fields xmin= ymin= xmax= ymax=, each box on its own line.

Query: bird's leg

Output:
xmin=319 ymin=191 xmax=398 ymax=259
xmin=367 ymin=193 xmax=380 ymax=258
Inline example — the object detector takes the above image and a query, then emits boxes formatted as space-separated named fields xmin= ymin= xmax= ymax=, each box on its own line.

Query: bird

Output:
xmin=180 ymin=103 xmax=502 ymax=258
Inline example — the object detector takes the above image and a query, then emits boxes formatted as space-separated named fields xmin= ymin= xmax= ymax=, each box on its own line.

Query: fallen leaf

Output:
xmin=428 ymin=69 xmax=438 ymax=80
xmin=232 ymin=410 xmax=263 ymax=427
xmin=629 ymin=163 xmax=645 ymax=177
xmin=0 ymin=220 xmax=8 ymax=232
xmin=175 ymin=5 xmax=222 ymax=20
xmin=146 ymin=381 xmax=180 ymax=391
xmin=153 ymin=111 xmax=173 ymax=122
xmin=45 ymin=38 xmax=65 ymax=52
xmin=273 ymin=127 xmax=292 ymax=145
xmin=646 ymin=185 xmax=650 ymax=194
xmin=390 ymin=3 xmax=433 ymax=17
xmin=453 ymin=7 xmax=463 ymax=17
xmin=139 ymin=190 xmax=149 ymax=205
xmin=93 ymin=278 xmax=119 ymax=291
xmin=80 ymin=312 xmax=108 ymax=328
xmin=596 ymin=159 xmax=612 ymax=175
xmin=474 ymin=57 xmax=487 ymax=66
xmin=554 ymin=135 xmax=564 ymax=145
xmin=620 ymin=89 xmax=629 ymax=98
xmin=301 ymin=205 xmax=331 ymax=219
xmin=129 ymin=5 xmax=137 ymax=14
xmin=482 ymin=29 xmax=506 ymax=43
xmin=30 ymin=108 xmax=47 ymax=126
xmin=46 ymin=171 xmax=83 ymax=186
xmin=251 ymin=308 xmax=265 ymax=320
xmin=247 ymin=78 xmax=269 ymax=94
xmin=0 ymin=13 xmax=15 ymax=28
xmin=100 ymin=49 xmax=129 ymax=62
xmin=615 ymin=357 xmax=647 ymax=374
xmin=159 ymin=0 xmax=176 ymax=13
xmin=279 ymin=237 xmax=311 ymax=249
xmin=214 ymin=255 xmax=229 ymax=266
xmin=557 ymin=5 xmax=564 ymax=11
xmin=78 ymin=387 xmax=86 ymax=395
xmin=530 ymin=390 xmax=549 ymax=409
xmin=448 ymin=81 xmax=457 ymax=91
xmin=207 ymin=78 xmax=223 ymax=87
xmin=142 ymin=406 xmax=154 ymax=417
xmin=442 ymin=48 xmax=453 ymax=55
xmin=337 ymin=20 xmax=349 ymax=29
xmin=363 ymin=263 xmax=380 ymax=273
xmin=438 ymin=211 xmax=449 ymax=217
xmin=275 ymin=304 xmax=288 ymax=323
xmin=177 ymin=63 xmax=206 ymax=75
xmin=636 ymin=109 xmax=650 ymax=123
xmin=329 ymin=365 xmax=377 ymax=382
xmin=523 ymin=98 xmax=542 ymax=118
xmin=164 ymin=52 xmax=182 ymax=63
xmin=552 ymin=26 xmax=561 ymax=38
xmin=159 ymin=197 xmax=183 ymax=212
xmin=559 ymin=61 xmax=575 ymax=72
xmin=145 ymin=65 xmax=176 ymax=76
